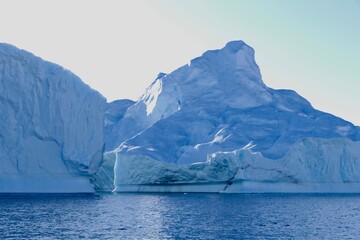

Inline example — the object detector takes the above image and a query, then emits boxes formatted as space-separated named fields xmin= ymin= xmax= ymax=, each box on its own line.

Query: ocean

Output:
xmin=1 ymin=193 xmax=359 ymax=239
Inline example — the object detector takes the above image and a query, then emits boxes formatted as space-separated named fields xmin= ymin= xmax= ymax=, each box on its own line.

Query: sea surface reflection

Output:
xmin=1 ymin=193 xmax=360 ymax=239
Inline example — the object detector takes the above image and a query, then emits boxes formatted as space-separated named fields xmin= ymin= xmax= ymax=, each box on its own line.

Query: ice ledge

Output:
xmin=93 ymin=138 xmax=360 ymax=193
xmin=225 ymin=181 xmax=360 ymax=193
xmin=115 ymin=183 xmax=227 ymax=193
xmin=114 ymin=182 xmax=360 ymax=194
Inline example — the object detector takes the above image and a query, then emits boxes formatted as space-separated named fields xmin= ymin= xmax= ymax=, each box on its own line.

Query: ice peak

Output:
xmin=224 ymin=40 xmax=247 ymax=52
xmin=189 ymin=40 xmax=262 ymax=81
xmin=156 ymin=72 xmax=167 ymax=80
xmin=223 ymin=40 xmax=261 ymax=80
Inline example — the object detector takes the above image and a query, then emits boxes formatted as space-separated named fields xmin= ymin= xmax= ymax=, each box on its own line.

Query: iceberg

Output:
xmin=0 ymin=43 xmax=106 ymax=193
xmin=95 ymin=40 xmax=360 ymax=193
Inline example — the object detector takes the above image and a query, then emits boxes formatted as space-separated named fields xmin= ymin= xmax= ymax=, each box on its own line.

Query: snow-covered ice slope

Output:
xmin=97 ymin=40 xmax=360 ymax=193
xmin=0 ymin=43 xmax=106 ymax=193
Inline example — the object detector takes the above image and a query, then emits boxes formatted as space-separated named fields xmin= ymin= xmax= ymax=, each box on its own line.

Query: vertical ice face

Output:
xmin=0 ymin=43 xmax=106 ymax=193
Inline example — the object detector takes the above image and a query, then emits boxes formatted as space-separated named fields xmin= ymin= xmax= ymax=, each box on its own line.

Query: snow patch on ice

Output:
xmin=337 ymin=126 xmax=351 ymax=136
xmin=142 ymin=78 xmax=163 ymax=116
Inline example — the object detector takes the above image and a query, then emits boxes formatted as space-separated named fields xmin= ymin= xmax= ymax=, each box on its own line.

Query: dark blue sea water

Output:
xmin=1 ymin=193 xmax=360 ymax=239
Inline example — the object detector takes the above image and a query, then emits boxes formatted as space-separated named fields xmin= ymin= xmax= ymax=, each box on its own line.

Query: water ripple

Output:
xmin=1 ymin=193 xmax=360 ymax=239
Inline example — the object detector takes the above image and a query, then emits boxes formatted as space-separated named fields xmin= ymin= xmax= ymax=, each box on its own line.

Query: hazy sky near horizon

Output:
xmin=0 ymin=0 xmax=359 ymax=125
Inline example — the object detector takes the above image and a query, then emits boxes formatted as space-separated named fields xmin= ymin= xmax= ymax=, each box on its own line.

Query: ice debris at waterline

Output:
xmin=94 ymin=40 xmax=360 ymax=193
xmin=0 ymin=43 xmax=106 ymax=193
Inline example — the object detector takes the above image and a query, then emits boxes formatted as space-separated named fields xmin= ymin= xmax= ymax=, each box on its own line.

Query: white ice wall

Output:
xmin=0 ymin=43 xmax=106 ymax=193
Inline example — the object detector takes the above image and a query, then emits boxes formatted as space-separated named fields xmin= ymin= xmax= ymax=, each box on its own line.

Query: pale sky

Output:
xmin=0 ymin=0 xmax=359 ymax=125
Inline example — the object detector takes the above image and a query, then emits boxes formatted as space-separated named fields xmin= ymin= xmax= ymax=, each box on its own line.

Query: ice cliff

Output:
xmin=0 ymin=43 xmax=106 ymax=193
xmin=95 ymin=40 xmax=360 ymax=193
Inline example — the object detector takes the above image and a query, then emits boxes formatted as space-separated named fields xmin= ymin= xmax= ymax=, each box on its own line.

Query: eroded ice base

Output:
xmin=114 ymin=182 xmax=360 ymax=194
xmin=93 ymin=138 xmax=360 ymax=193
